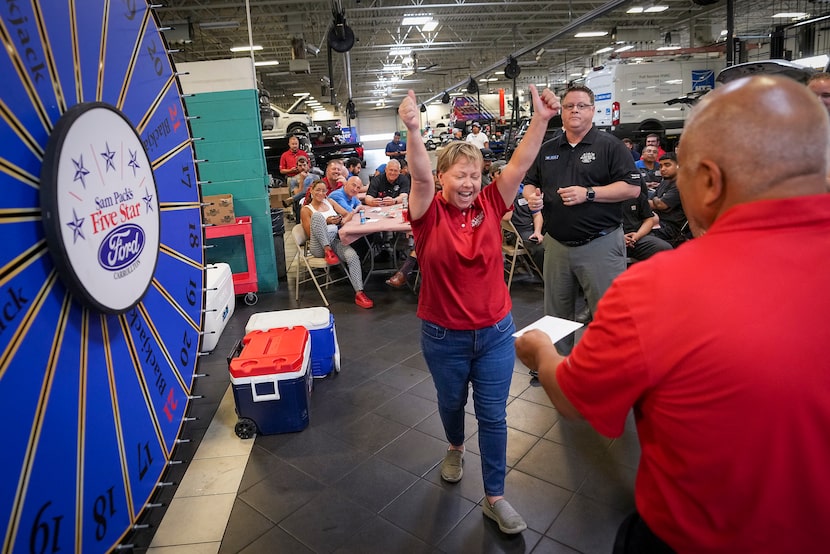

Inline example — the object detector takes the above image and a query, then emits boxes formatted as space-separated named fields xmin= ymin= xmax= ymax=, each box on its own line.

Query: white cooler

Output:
xmin=245 ymin=307 xmax=340 ymax=378
xmin=201 ymin=263 xmax=235 ymax=352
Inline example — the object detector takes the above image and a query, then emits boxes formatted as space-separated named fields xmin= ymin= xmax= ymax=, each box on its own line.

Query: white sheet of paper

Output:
xmin=512 ymin=315 xmax=583 ymax=344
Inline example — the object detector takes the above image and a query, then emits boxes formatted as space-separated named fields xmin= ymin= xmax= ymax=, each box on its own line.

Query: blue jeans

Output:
xmin=421 ymin=313 xmax=515 ymax=497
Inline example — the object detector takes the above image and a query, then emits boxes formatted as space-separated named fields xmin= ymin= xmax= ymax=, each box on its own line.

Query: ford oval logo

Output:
xmin=98 ymin=224 xmax=146 ymax=270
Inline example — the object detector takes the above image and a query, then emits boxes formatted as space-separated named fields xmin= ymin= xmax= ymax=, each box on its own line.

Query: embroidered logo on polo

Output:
xmin=580 ymin=152 xmax=596 ymax=164
xmin=544 ymin=154 xmax=559 ymax=161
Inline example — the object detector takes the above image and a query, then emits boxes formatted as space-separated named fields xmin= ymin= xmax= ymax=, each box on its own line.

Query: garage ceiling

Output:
xmin=156 ymin=0 xmax=828 ymax=115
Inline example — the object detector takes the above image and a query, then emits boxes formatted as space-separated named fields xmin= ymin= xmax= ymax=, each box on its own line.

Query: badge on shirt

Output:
xmin=580 ymin=152 xmax=596 ymax=164
xmin=544 ymin=154 xmax=559 ymax=161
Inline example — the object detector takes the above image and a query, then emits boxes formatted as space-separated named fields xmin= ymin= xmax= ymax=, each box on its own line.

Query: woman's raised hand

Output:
xmin=398 ymin=90 xmax=420 ymax=132
xmin=529 ymin=85 xmax=561 ymax=121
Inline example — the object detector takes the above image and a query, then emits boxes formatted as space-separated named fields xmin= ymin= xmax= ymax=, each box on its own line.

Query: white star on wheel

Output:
xmin=143 ymin=188 xmax=154 ymax=213
xmin=101 ymin=143 xmax=116 ymax=171
xmin=66 ymin=209 xmax=85 ymax=243
xmin=73 ymin=156 xmax=90 ymax=187
xmin=128 ymin=149 xmax=140 ymax=176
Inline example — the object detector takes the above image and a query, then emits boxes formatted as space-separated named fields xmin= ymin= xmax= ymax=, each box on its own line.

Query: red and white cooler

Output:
xmin=228 ymin=327 xmax=312 ymax=437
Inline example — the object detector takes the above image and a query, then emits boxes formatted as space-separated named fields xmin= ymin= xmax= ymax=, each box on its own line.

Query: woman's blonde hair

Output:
xmin=436 ymin=141 xmax=483 ymax=174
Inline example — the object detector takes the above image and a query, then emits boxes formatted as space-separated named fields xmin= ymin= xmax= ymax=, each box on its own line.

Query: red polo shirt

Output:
xmin=279 ymin=149 xmax=309 ymax=177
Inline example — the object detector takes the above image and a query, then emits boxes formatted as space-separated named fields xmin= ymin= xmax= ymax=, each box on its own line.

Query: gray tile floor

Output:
xmin=131 ymin=149 xmax=640 ymax=553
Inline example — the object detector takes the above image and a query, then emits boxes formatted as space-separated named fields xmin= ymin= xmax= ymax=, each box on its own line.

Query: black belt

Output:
xmin=557 ymin=225 xmax=620 ymax=247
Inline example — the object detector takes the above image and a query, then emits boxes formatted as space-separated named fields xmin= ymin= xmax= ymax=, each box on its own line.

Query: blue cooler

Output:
xmin=245 ymin=308 xmax=340 ymax=378
xmin=229 ymin=327 xmax=312 ymax=437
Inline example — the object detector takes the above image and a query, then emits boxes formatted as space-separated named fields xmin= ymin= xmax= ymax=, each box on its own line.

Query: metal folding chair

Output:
xmin=289 ymin=225 xmax=349 ymax=306
xmin=501 ymin=219 xmax=543 ymax=290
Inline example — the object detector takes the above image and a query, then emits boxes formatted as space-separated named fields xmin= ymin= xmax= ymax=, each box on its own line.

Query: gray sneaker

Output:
xmin=440 ymin=449 xmax=463 ymax=483
xmin=482 ymin=499 xmax=527 ymax=534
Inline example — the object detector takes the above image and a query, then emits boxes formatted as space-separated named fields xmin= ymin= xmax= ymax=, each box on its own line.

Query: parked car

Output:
xmin=313 ymin=140 xmax=365 ymax=167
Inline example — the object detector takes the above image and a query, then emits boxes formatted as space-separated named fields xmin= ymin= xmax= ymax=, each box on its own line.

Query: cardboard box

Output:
xmin=203 ymin=194 xmax=235 ymax=226
xmin=269 ymin=187 xmax=291 ymax=209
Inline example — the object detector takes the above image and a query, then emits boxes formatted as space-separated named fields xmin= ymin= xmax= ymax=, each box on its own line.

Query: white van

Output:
xmin=585 ymin=57 xmax=725 ymax=141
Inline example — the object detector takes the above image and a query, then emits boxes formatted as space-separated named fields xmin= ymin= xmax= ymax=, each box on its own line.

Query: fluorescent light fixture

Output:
xmin=230 ymin=45 xmax=262 ymax=52
xmin=402 ymin=15 xmax=433 ymax=26
xmin=570 ymin=72 xmax=583 ymax=77
xmin=627 ymin=5 xmax=667 ymax=13
xmin=494 ymin=70 xmax=505 ymax=75
xmin=422 ymin=21 xmax=438 ymax=32
xmin=595 ymin=46 xmax=614 ymax=54
xmin=615 ymin=45 xmax=635 ymax=52
xmin=656 ymin=46 xmax=681 ymax=51
xmin=535 ymin=82 xmax=548 ymax=86
xmin=772 ymin=12 xmax=808 ymax=18
xmin=383 ymin=64 xmax=402 ymax=71
xmin=293 ymin=92 xmax=308 ymax=96
xmin=792 ymin=54 xmax=829 ymax=68
xmin=665 ymin=79 xmax=683 ymax=84
xmin=199 ymin=21 xmax=240 ymax=29
xmin=575 ymin=31 xmax=608 ymax=38
xmin=389 ymin=47 xmax=412 ymax=56
xmin=487 ymin=78 xmax=498 ymax=81
xmin=254 ymin=60 xmax=279 ymax=67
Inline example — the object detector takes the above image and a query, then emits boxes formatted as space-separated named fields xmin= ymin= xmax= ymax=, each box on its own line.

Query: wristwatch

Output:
xmin=586 ymin=186 xmax=596 ymax=202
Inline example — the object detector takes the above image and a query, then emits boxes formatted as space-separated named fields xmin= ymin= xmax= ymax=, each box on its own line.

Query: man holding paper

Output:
xmin=516 ymin=76 xmax=830 ymax=553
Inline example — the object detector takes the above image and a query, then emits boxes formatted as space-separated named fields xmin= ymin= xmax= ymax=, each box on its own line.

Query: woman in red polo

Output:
xmin=399 ymin=86 xmax=559 ymax=535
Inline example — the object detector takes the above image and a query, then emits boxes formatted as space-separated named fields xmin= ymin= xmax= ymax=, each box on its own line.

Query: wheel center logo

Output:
xmin=41 ymin=103 xmax=161 ymax=314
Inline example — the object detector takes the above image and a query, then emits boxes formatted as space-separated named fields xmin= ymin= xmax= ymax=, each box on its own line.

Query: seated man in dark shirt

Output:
xmin=649 ymin=153 xmax=688 ymax=246
xmin=622 ymin=179 xmax=673 ymax=261
xmin=365 ymin=160 xmax=410 ymax=206
xmin=635 ymin=145 xmax=662 ymax=194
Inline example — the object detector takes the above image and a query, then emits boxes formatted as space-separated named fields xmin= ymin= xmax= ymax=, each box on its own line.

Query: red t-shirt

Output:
xmin=279 ymin=149 xmax=309 ymax=177
xmin=411 ymin=182 xmax=511 ymax=330
xmin=556 ymin=194 xmax=830 ymax=552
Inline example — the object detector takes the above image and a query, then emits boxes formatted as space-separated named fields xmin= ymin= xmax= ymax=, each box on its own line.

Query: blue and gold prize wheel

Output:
xmin=1 ymin=2 xmax=205 ymax=552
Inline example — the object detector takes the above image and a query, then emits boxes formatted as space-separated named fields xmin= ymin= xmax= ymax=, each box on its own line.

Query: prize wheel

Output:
xmin=0 ymin=2 xmax=204 ymax=553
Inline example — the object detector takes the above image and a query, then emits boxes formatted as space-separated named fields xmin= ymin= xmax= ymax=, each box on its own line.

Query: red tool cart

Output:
xmin=205 ymin=216 xmax=259 ymax=305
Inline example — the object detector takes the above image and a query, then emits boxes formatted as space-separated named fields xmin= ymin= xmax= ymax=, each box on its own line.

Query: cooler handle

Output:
xmin=227 ymin=338 xmax=244 ymax=367
xmin=250 ymin=375 xmax=281 ymax=402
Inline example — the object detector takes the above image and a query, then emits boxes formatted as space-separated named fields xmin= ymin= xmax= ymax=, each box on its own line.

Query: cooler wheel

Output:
xmin=244 ymin=292 xmax=258 ymax=305
xmin=234 ymin=418 xmax=257 ymax=439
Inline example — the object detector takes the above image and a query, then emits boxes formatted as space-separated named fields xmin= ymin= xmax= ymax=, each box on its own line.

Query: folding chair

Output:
xmin=289 ymin=225 xmax=349 ymax=306
xmin=501 ymin=219 xmax=543 ymax=290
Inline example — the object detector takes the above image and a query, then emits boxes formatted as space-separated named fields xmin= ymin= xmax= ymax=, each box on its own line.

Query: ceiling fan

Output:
xmin=408 ymin=52 xmax=467 ymax=76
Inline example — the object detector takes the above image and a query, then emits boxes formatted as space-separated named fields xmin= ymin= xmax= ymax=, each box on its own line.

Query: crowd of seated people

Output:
xmin=278 ymin=129 xmax=691 ymax=310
